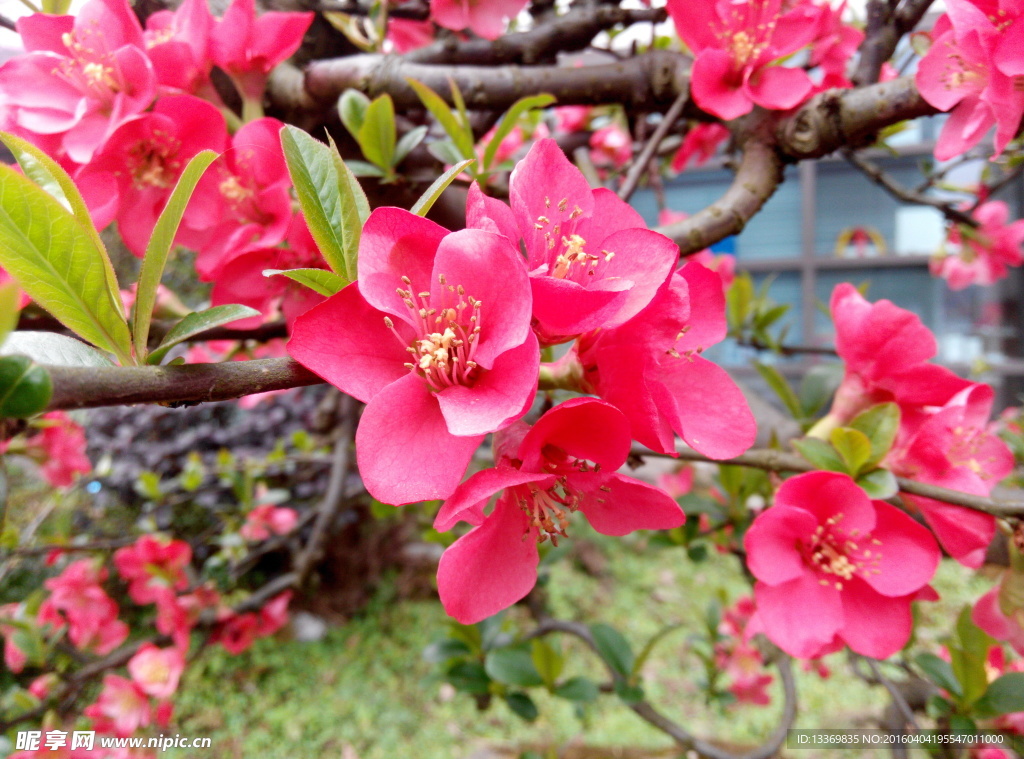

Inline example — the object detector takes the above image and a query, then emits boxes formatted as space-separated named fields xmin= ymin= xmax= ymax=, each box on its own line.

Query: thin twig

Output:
xmin=866 ymin=657 xmax=921 ymax=732
xmin=618 ymin=90 xmax=690 ymax=202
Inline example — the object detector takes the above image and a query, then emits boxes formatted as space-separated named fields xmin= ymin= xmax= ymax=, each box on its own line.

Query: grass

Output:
xmin=171 ymin=535 xmax=993 ymax=759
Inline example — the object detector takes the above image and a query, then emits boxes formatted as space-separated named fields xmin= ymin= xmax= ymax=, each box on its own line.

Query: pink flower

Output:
xmin=478 ymin=122 xmax=550 ymax=168
xmin=28 ymin=673 xmax=58 ymax=700
xmin=745 ymin=471 xmax=940 ymax=659
xmin=658 ymin=467 xmax=695 ymax=499
xmin=429 ymin=0 xmax=529 ymax=40
xmin=180 ymin=118 xmax=293 ymax=280
xmin=289 ymin=207 xmax=539 ymax=505
xmin=113 ymin=535 xmax=191 ymax=605
xmin=434 ymin=398 xmax=685 ymax=623
xmin=1 ymin=0 xmax=156 ymax=164
xmin=40 ymin=559 xmax=129 ymax=655
xmin=208 ymin=0 xmax=312 ymax=101
xmin=569 ymin=262 xmax=757 ymax=459
xmin=143 ymin=0 xmax=216 ymax=96
xmin=554 ymin=105 xmax=591 ymax=133
xmin=973 ymin=584 xmax=1024 ymax=656
xmin=212 ymin=612 xmax=258 ymax=654
xmin=387 ymin=18 xmax=435 ymax=53
xmin=666 ymin=0 xmax=822 ymax=120
xmin=670 ymin=123 xmax=730 ymax=171
xmin=256 ymin=590 xmax=292 ymax=636
xmin=85 ymin=675 xmax=151 ymax=737
xmin=240 ymin=503 xmax=299 ymax=541
xmin=932 ymin=200 xmax=1024 ymax=289
xmin=209 ymin=215 xmax=326 ymax=329
xmin=156 ymin=584 xmax=219 ymax=652
xmin=468 ymin=139 xmax=678 ymax=344
xmin=0 ymin=603 xmax=28 ymax=673
xmin=588 ymin=124 xmax=632 ymax=171
xmin=809 ymin=0 xmax=863 ymax=87
xmin=75 ymin=95 xmax=228 ymax=257
xmin=828 ymin=283 xmax=971 ymax=423
xmin=128 ymin=643 xmax=185 ymax=700
xmin=17 ymin=412 xmax=91 ymax=488
xmin=887 ymin=383 xmax=1014 ymax=568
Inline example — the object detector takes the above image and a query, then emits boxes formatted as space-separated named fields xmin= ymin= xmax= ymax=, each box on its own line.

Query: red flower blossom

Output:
xmin=113 ymin=535 xmax=191 ymax=606
xmin=434 ymin=398 xmax=684 ymax=623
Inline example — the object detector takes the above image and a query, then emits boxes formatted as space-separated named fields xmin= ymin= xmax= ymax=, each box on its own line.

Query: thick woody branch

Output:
xmin=659 ymin=446 xmax=1024 ymax=519
xmin=852 ymin=0 xmax=936 ymax=87
xmin=405 ymin=5 xmax=667 ymax=65
xmin=654 ymin=138 xmax=784 ymax=254
xmin=45 ymin=358 xmax=322 ymax=411
xmin=304 ymin=49 xmax=691 ymax=112
xmin=777 ymin=76 xmax=938 ymax=160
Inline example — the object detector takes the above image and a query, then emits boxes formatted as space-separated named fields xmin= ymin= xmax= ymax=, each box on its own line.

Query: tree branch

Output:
xmin=618 ymin=89 xmax=689 ymax=202
xmin=655 ymin=446 xmax=1024 ymax=518
xmin=45 ymin=358 xmax=322 ymax=411
xmin=841 ymin=148 xmax=977 ymax=227
xmin=654 ymin=138 xmax=783 ymax=254
xmin=303 ymin=49 xmax=691 ymax=112
xmin=852 ymin=0 xmax=936 ymax=87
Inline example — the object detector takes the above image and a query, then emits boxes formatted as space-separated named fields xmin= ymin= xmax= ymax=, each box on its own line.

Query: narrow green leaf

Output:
xmin=410 ymin=159 xmax=475 ymax=217
xmin=394 ymin=125 xmax=428 ymax=166
xmin=264 ymin=268 xmax=348 ymax=297
xmin=792 ymin=437 xmax=847 ymax=473
xmin=830 ymin=427 xmax=873 ymax=476
xmin=799 ymin=363 xmax=843 ymax=417
xmin=590 ymin=623 xmax=634 ymax=678
xmin=754 ymin=362 xmax=803 ymax=419
xmin=554 ymin=676 xmax=598 ymax=702
xmin=0 ymin=356 xmax=51 ymax=418
xmin=530 ymin=638 xmax=564 ymax=689
xmin=0 ymin=131 xmax=125 ymax=324
xmin=975 ymin=672 xmax=1024 ymax=717
xmin=1 ymin=332 xmax=115 ymax=367
xmin=482 ymin=94 xmax=556 ymax=173
xmin=147 ymin=304 xmax=261 ymax=365
xmin=916 ymin=653 xmax=962 ymax=698
xmin=726 ymin=273 xmax=754 ymax=328
xmin=484 ymin=647 xmax=544 ymax=687
xmin=856 ymin=468 xmax=898 ymax=499
xmin=848 ymin=402 xmax=900 ymax=467
xmin=632 ymin=624 xmax=684 ymax=679
xmin=0 ymin=164 xmax=132 ymax=363
xmin=346 ymin=160 xmax=387 ymax=177
xmin=406 ymin=79 xmax=475 ymax=160
xmin=357 ymin=94 xmax=396 ymax=170
xmin=328 ymin=134 xmax=371 ymax=224
xmin=281 ymin=126 xmax=355 ymax=280
xmin=338 ymin=89 xmax=370 ymax=138
xmin=133 ymin=150 xmax=217 ymax=363
xmin=41 ymin=0 xmax=73 ymax=12
xmin=951 ymin=606 xmax=995 ymax=706
xmin=505 ymin=692 xmax=539 ymax=722
xmin=0 ymin=282 xmax=21 ymax=347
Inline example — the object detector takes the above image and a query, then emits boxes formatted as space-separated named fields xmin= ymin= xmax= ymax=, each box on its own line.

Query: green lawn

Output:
xmin=172 ymin=537 xmax=992 ymax=759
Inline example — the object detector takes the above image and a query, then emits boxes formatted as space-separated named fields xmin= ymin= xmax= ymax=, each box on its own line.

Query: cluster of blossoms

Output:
xmin=665 ymin=0 xmax=864 ymax=121
xmin=1 ymin=535 xmax=292 ymax=754
xmin=0 ymin=412 xmax=91 ymax=488
xmin=932 ymin=200 xmax=1024 ymax=290
xmin=289 ymin=137 xmax=758 ymax=622
xmin=916 ymin=0 xmax=1024 ymax=161
xmin=0 ymin=0 xmax=318 ymax=320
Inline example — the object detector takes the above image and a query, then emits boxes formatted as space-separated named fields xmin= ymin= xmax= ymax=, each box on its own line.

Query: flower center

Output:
xmin=128 ymin=137 xmax=182 ymax=189
xmin=805 ymin=513 xmax=882 ymax=591
xmin=387 ymin=274 xmax=482 ymax=392
xmin=511 ymin=448 xmax=602 ymax=545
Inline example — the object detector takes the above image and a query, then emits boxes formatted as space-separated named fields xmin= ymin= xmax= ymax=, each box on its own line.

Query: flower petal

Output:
xmin=862 ymin=501 xmax=940 ymax=597
xmin=745 ymin=503 xmax=817 ymax=585
xmin=579 ymin=473 xmax=685 ymax=536
xmin=838 ymin=577 xmax=913 ymax=659
xmin=434 ymin=466 xmax=554 ymax=531
xmin=754 ymin=576 xmax=843 ymax=659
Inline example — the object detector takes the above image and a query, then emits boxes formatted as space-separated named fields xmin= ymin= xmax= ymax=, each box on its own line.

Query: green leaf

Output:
xmin=754 ymin=362 xmax=803 ymax=419
xmin=0 ymin=281 xmax=22 ymax=347
xmin=482 ymin=94 xmax=556 ymax=173
xmin=632 ymin=624 xmax=684 ymax=679
xmin=0 ymin=163 xmax=132 ymax=364
xmin=394 ymin=125 xmax=428 ymax=166
xmin=358 ymin=95 xmax=397 ymax=170
xmin=799 ymin=363 xmax=843 ymax=417
xmin=0 ymin=332 xmax=116 ymax=367
xmin=329 ymin=135 xmax=372 ymax=227
xmin=975 ymin=673 xmax=1024 ymax=717
xmin=485 ymin=647 xmax=544 ymax=687
xmin=346 ymin=160 xmax=387 ymax=177
xmin=446 ymin=661 xmax=491 ymax=694
xmin=951 ymin=606 xmax=995 ymax=706
xmin=338 ymin=89 xmax=370 ymax=138
xmin=133 ymin=150 xmax=217 ymax=362
xmin=848 ymin=402 xmax=900 ymax=467
xmin=281 ymin=126 xmax=362 ymax=282
xmin=264 ymin=268 xmax=348 ymax=297
xmin=505 ymin=692 xmax=539 ymax=722
xmin=856 ymin=468 xmax=898 ymax=499
xmin=0 ymin=355 xmax=51 ymax=418
xmin=530 ymin=638 xmax=564 ymax=689
xmin=829 ymin=427 xmax=872 ymax=475
xmin=41 ymin=0 xmax=73 ymax=12
xmin=726 ymin=273 xmax=754 ymax=328
xmin=409 ymin=159 xmax=476 ymax=217
xmin=406 ymin=79 xmax=475 ymax=160
xmin=423 ymin=639 xmax=472 ymax=665
xmin=590 ymin=624 xmax=634 ymax=678
xmin=916 ymin=653 xmax=962 ymax=698
xmin=147 ymin=305 xmax=261 ymax=365
xmin=553 ymin=676 xmax=598 ymax=703
xmin=792 ymin=437 xmax=847 ymax=472
xmin=428 ymin=140 xmax=468 ymax=167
